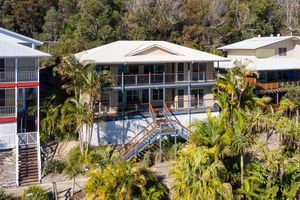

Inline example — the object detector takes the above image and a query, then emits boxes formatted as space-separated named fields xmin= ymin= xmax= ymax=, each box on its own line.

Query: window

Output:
xmin=177 ymin=63 xmax=184 ymax=81
xmin=191 ymin=89 xmax=204 ymax=107
xmin=128 ymin=65 xmax=139 ymax=74
xmin=153 ymin=89 xmax=163 ymax=100
xmin=278 ymin=48 xmax=287 ymax=56
xmin=0 ymin=90 xmax=5 ymax=106
xmin=144 ymin=64 xmax=154 ymax=74
xmin=126 ymin=90 xmax=140 ymax=103
xmin=192 ymin=63 xmax=206 ymax=80
xmin=154 ymin=64 xmax=164 ymax=73
xmin=0 ymin=59 xmax=4 ymax=72
xmin=258 ymin=71 xmax=267 ymax=82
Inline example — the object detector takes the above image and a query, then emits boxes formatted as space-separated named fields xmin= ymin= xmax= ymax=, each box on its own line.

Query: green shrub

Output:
xmin=63 ymin=146 xmax=83 ymax=177
xmin=142 ymin=151 xmax=154 ymax=167
xmin=44 ymin=159 xmax=65 ymax=176
xmin=22 ymin=185 xmax=48 ymax=200
xmin=154 ymin=140 xmax=183 ymax=163
xmin=0 ymin=189 xmax=18 ymax=200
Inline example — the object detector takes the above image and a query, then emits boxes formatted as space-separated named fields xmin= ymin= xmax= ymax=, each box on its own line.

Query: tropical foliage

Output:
xmin=22 ymin=185 xmax=48 ymax=200
xmin=84 ymin=158 xmax=167 ymax=200
xmin=171 ymin=64 xmax=300 ymax=199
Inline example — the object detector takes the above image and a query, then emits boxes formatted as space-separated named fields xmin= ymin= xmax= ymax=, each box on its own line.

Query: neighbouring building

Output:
xmin=0 ymin=27 xmax=50 ymax=186
xmin=75 ymin=41 xmax=227 ymax=160
xmin=219 ymin=35 xmax=300 ymax=104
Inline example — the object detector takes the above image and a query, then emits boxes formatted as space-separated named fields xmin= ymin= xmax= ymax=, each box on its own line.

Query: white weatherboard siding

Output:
xmin=219 ymin=58 xmax=300 ymax=71
xmin=76 ymin=41 xmax=228 ymax=65
xmin=82 ymin=112 xmax=219 ymax=146
xmin=0 ymin=123 xmax=16 ymax=149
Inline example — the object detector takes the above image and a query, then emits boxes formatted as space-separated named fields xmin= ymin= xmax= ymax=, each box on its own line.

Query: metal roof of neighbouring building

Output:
xmin=0 ymin=27 xmax=43 ymax=46
xmin=0 ymin=38 xmax=51 ymax=58
xmin=218 ymin=36 xmax=300 ymax=50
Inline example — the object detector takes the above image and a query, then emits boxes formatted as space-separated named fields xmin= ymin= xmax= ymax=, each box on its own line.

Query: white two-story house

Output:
xmin=0 ymin=27 xmax=50 ymax=186
xmin=75 ymin=41 xmax=227 ymax=159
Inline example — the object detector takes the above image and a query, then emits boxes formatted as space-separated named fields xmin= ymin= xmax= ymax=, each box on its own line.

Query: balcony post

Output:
xmin=149 ymin=72 xmax=151 ymax=85
xmin=135 ymin=75 xmax=137 ymax=85
xmin=188 ymin=63 xmax=191 ymax=126
xmin=148 ymin=88 xmax=151 ymax=113
xmin=121 ymin=71 xmax=125 ymax=144
xmin=36 ymin=58 xmax=42 ymax=183
xmin=163 ymin=72 xmax=165 ymax=103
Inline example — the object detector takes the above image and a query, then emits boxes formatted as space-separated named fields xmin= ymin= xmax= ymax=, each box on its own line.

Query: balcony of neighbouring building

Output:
xmin=255 ymin=81 xmax=300 ymax=90
xmin=0 ymin=70 xmax=38 ymax=84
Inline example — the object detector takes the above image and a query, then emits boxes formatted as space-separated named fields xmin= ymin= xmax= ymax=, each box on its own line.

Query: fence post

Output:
xmin=52 ymin=182 xmax=58 ymax=200
xmin=72 ymin=178 xmax=75 ymax=196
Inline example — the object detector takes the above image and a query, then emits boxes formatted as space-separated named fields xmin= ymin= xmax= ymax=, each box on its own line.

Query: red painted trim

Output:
xmin=0 ymin=82 xmax=39 ymax=88
xmin=0 ymin=117 xmax=17 ymax=123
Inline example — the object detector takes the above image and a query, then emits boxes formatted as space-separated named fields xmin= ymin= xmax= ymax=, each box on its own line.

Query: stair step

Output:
xmin=20 ymin=173 xmax=38 ymax=178
xmin=19 ymin=179 xmax=39 ymax=186
xmin=19 ymin=169 xmax=38 ymax=173
xmin=19 ymin=159 xmax=38 ymax=162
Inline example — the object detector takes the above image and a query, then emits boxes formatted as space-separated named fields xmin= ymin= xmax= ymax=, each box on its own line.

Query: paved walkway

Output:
xmin=4 ymin=177 xmax=88 ymax=199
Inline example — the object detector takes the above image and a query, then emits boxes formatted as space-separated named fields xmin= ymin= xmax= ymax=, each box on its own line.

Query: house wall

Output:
xmin=83 ymin=111 xmax=219 ymax=145
xmin=0 ymin=122 xmax=16 ymax=149
xmin=263 ymin=39 xmax=295 ymax=58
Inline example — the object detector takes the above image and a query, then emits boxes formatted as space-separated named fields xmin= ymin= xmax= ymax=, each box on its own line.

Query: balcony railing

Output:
xmin=18 ymin=132 xmax=38 ymax=146
xmin=0 ymin=71 xmax=38 ymax=83
xmin=95 ymin=98 xmax=217 ymax=117
xmin=256 ymin=81 xmax=300 ymax=90
xmin=0 ymin=106 xmax=15 ymax=118
xmin=115 ymin=72 xmax=216 ymax=87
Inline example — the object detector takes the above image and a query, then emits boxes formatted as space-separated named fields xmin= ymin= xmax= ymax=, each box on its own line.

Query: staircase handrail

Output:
xmin=117 ymin=121 xmax=156 ymax=153
xmin=120 ymin=123 xmax=159 ymax=157
xmin=149 ymin=103 xmax=157 ymax=123
xmin=163 ymin=101 xmax=190 ymax=134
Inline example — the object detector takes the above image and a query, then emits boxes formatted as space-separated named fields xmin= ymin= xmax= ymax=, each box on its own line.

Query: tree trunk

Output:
xmin=240 ymin=153 xmax=244 ymax=189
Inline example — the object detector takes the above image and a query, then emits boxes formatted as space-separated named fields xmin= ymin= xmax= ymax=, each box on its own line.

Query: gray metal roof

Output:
xmin=0 ymin=27 xmax=43 ymax=46
xmin=0 ymin=38 xmax=51 ymax=58
xmin=219 ymin=36 xmax=300 ymax=50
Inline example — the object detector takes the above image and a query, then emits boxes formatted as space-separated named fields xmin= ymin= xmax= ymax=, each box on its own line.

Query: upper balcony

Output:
xmin=0 ymin=71 xmax=38 ymax=84
xmin=114 ymin=72 xmax=216 ymax=89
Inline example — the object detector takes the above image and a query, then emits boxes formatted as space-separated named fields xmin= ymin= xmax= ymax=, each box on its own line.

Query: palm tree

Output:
xmin=170 ymin=145 xmax=233 ymax=200
xmin=216 ymin=61 xmax=270 ymax=120
xmin=190 ymin=111 xmax=232 ymax=160
xmin=84 ymin=159 xmax=166 ymax=200
xmin=60 ymin=98 xmax=93 ymax=153
xmin=54 ymin=55 xmax=84 ymax=100
xmin=232 ymin=109 xmax=258 ymax=191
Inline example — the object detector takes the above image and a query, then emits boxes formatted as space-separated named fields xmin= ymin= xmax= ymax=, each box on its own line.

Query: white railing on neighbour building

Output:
xmin=18 ymin=132 xmax=38 ymax=146
xmin=17 ymin=71 xmax=38 ymax=82
xmin=0 ymin=106 xmax=15 ymax=118
xmin=0 ymin=71 xmax=15 ymax=83
xmin=0 ymin=71 xmax=38 ymax=83
xmin=0 ymin=134 xmax=15 ymax=149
